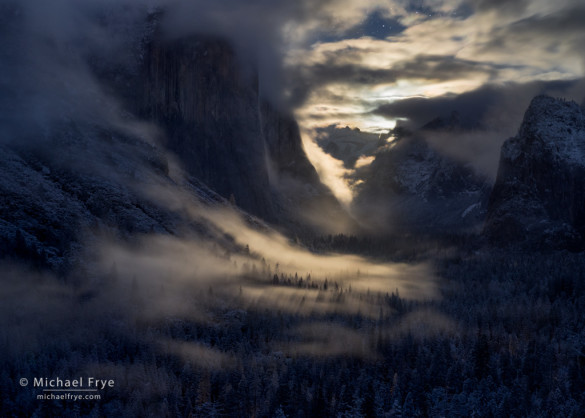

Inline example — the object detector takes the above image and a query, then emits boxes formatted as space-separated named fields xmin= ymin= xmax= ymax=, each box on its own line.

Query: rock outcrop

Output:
xmin=484 ymin=95 xmax=585 ymax=250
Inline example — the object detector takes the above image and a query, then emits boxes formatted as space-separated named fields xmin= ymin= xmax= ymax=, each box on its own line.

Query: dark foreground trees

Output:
xmin=1 ymin=249 xmax=585 ymax=416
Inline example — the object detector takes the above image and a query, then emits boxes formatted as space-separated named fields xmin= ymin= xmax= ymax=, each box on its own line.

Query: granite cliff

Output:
xmin=131 ymin=24 xmax=348 ymax=231
xmin=485 ymin=95 xmax=585 ymax=250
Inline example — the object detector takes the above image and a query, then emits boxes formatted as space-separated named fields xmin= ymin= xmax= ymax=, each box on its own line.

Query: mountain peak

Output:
xmin=484 ymin=94 xmax=585 ymax=250
xmin=517 ymin=95 xmax=585 ymax=165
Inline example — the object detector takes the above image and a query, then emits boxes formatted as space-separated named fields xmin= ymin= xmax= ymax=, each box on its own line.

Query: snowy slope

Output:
xmin=0 ymin=121 xmax=240 ymax=273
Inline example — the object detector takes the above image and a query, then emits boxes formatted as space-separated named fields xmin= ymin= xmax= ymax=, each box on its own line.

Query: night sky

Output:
xmin=281 ymin=0 xmax=585 ymax=134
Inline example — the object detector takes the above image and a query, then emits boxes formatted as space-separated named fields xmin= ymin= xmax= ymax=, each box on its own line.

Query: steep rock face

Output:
xmin=140 ymin=36 xmax=275 ymax=219
xmin=259 ymin=102 xmax=321 ymax=185
xmin=135 ymin=32 xmax=341 ymax=228
xmin=85 ymin=11 xmax=354 ymax=233
xmin=485 ymin=95 xmax=585 ymax=249
xmin=257 ymin=104 xmax=355 ymax=233
xmin=353 ymin=134 xmax=490 ymax=234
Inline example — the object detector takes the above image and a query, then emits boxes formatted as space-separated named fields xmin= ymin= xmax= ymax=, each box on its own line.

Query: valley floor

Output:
xmin=1 ymin=248 xmax=584 ymax=417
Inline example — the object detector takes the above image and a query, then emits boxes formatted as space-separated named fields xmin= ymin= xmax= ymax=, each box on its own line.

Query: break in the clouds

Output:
xmin=286 ymin=0 xmax=585 ymax=134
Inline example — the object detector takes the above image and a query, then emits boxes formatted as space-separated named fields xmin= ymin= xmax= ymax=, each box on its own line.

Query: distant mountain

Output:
xmin=314 ymin=126 xmax=380 ymax=168
xmin=353 ymin=131 xmax=490 ymax=235
xmin=485 ymin=95 xmax=585 ymax=250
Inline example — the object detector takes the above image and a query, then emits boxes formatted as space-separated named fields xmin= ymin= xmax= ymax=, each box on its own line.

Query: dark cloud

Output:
xmin=335 ymin=9 xmax=407 ymax=40
xmin=477 ymin=3 xmax=585 ymax=59
xmin=396 ymin=55 xmax=497 ymax=81
xmin=467 ymin=0 xmax=530 ymax=14
xmin=373 ymin=86 xmax=496 ymax=127
xmin=519 ymin=5 xmax=585 ymax=34
xmin=288 ymin=54 xmax=496 ymax=107
xmin=372 ymin=79 xmax=581 ymax=128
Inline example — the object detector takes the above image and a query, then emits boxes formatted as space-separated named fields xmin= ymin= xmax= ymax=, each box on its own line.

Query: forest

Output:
xmin=2 ymin=240 xmax=584 ymax=417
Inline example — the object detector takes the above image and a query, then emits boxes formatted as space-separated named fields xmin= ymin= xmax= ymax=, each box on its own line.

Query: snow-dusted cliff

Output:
xmin=485 ymin=95 xmax=585 ymax=250
xmin=0 ymin=123 xmax=228 ymax=272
